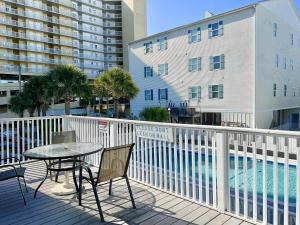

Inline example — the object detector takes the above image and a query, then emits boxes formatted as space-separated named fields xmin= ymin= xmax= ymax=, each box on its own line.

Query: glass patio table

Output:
xmin=24 ymin=142 xmax=103 ymax=198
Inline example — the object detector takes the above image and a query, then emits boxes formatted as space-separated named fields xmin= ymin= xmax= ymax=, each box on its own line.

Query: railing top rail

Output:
xmin=67 ymin=115 xmax=300 ymax=138
xmin=0 ymin=116 xmax=64 ymax=122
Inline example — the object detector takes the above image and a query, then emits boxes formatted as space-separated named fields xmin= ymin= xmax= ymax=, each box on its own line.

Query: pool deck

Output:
xmin=0 ymin=161 xmax=254 ymax=225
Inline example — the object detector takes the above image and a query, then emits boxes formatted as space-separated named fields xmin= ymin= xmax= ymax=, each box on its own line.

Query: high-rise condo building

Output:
xmin=0 ymin=0 xmax=147 ymax=115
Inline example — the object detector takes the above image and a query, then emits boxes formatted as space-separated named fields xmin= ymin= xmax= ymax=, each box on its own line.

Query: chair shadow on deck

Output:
xmin=0 ymin=162 xmax=206 ymax=225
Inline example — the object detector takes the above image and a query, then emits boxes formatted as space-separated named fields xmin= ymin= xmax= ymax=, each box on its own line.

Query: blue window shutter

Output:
xmin=144 ymin=67 xmax=146 ymax=77
xmin=209 ymin=57 xmax=214 ymax=71
xmin=219 ymin=21 xmax=223 ymax=25
xmin=150 ymin=41 xmax=153 ymax=52
xmin=220 ymin=54 xmax=225 ymax=69
xmin=151 ymin=67 xmax=153 ymax=77
xmin=144 ymin=90 xmax=147 ymax=100
xmin=197 ymin=27 xmax=201 ymax=41
xmin=165 ymin=88 xmax=168 ymax=100
xmin=188 ymin=87 xmax=192 ymax=100
xmin=208 ymin=24 xmax=212 ymax=38
xmin=208 ymin=85 xmax=212 ymax=99
xmin=164 ymin=37 xmax=168 ymax=49
xmin=219 ymin=84 xmax=224 ymax=99
xmin=151 ymin=90 xmax=153 ymax=100
xmin=165 ymin=63 xmax=168 ymax=75
xmin=144 ymin=43 xmax=146 ymax=54
xmin=198 ymin=86 xmax=201 ymax=99
xmin=158 ymin=89 xmax=161 ymax=100
xmin=198 ymin=57 xmax=201 ymax=71
xmin=188 ymin=59 xmax=192 ymax=72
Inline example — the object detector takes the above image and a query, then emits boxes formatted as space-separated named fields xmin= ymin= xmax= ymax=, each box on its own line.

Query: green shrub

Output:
xmin=140 ymin=107 xmax=169 ymax=122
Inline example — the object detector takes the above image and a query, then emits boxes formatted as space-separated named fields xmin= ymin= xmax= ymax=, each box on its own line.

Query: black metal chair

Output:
xmin=78 ymin=144 xmax=136 ymax=222
xmin=0 ymin=157 xmax=28 ymax=205
xmin=51 ymin=130 xmax=76 ymax=182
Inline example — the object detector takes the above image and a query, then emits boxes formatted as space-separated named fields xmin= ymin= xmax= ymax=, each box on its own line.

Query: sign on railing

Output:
xmin=135 ymin=125 xmax=174 ymax=142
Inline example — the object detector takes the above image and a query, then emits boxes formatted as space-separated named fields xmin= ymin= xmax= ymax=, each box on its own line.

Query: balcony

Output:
xmin=1 ymin=115 xmax=300 ymax=225
xmin=0 ymin=66 xmax=49 ymax=75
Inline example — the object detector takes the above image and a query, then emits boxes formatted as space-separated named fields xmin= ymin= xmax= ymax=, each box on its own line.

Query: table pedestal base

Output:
xmin=51 ymin=172 xmax=76 ymax=196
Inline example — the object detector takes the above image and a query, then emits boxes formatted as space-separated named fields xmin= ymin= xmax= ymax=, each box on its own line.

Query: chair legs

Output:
xmin=78 ymin=167 xmax=82 ymax=206
xmin=109 ymin=179 xmax=112 ymax=195
xmin=17 ymin=177 xmax=26 ymax=205
xmin=23 ymin=177 xmax=28 ymax=193
xmin=92 ymin=184 xmax=104 ymax=222
xmin=125 ymin=176 xmax=136 ymax=209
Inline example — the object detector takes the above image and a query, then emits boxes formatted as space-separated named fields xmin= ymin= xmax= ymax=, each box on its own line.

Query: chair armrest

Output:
xmin=81 ymin=164 xmax=96 ymax=184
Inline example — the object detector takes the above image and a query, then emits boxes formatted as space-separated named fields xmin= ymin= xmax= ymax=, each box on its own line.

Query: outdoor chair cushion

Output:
xmin=0 ymin=167 xmax=26 ymax=181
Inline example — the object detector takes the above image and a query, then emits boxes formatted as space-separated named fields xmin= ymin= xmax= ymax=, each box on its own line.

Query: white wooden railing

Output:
xmin=1 ymin=115 xmax=300 ymax=225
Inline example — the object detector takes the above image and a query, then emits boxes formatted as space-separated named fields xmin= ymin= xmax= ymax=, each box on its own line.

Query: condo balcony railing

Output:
xmin=103 ymin=22 xmax=122 ymax=27
xmin=0 ymin=115 xmax=300 ymax=225
xmin=103 ymin=4 xmax=122 ymax=11
xmin=3 ymin=0 xmax=73 ymax=17
xmin=0 ymin=18 xmax=75 ymax=37
xmin=0 ymin=66 xmax=49 ymax=74
xmin=103 ymin=39 xmax=123 ymax=45
xmin=0 ymin=42 xmax=74 ymax=56
xmin=0 ymin=7 xmax=73 ymax=27
xmin=0 ymin=53 xmax=72 ymax=65
xmin=103 ymin=14 xmax=122 ymax=19
xmin=104 ymin=57 xmax=123 ymax=62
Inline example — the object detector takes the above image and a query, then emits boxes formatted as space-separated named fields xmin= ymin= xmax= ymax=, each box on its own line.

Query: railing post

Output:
xmin=216 ymin=132 xmax=229 ymax=213
xmin=109 ymin=122 xmax=118 ymax=147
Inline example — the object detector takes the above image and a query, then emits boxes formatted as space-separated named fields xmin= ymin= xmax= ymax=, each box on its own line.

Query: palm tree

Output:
xmin=8 ymin=93 xmax=27 ymax=117
xmin=96 ymin=68 xmax=139 ymax=118
xmin=22 ymin=76 xmax=52 ymax=116
xmin=46 ymin=65 xmax=90 ymax=115
xmin=94 ymin=79 xmax=111 ymax=114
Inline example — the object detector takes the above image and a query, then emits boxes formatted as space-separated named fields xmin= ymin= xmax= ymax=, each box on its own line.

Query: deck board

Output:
xmin=0 ymin=161 xmax=255 ymax=225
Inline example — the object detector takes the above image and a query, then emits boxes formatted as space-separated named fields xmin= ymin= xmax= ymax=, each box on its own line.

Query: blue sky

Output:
xmin=147 ymin=0 xmax=300 ymax=35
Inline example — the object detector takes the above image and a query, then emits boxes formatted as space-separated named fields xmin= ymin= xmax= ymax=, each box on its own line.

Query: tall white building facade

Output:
xmin=129 ymin=0 xmax=300 ymax=129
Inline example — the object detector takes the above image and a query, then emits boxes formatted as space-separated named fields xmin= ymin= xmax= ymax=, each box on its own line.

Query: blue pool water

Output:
xmin=135 ymin=147 xmax=297 ymax=205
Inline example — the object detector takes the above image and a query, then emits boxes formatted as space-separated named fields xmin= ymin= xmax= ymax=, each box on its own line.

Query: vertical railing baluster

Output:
xmin=154 ymin=139 xmax=158 ymax=187
xmin=159 ymin=140 xmax=162 ymax=189
xmin=174 ymin=128 xmax=178 ymax=194
xmin=133 ymin=124 xmax=137 ymax=180
xmin=284 ymin=142 xmax=289 ymax=225
xmin=145 ymin=138 xmax=149 ymax=184
xmin=191 ymin=130 xmax=196 ymax=201
xmin=185 ymin=129 xmax=189 ymax=198
xmin=6 ymin=121 xmax=9 ymax=160
xmin=252 ymin=141 xmax=257 ymax=222
xmin=141 ymin=138 xmax=145 ymax=182
xmin=234 ymin=140 xmax=240 ymax=216
xmin=297 ymin=145 xmax=300 ymax=225
xmin=137 ymin=136 xmax=141 ymax=181
xmin=179 ymin=128 xmax=183 ymax=197
xmin=274 ymin=137 xmax=279 ymax=225
xmin=198 ymin=130 xmax=202 ymax=203
xmin=262 ymin=142 xmax=267 ymax=225
xmin=169 ymin=141 xmax=173 ymax=192
xmin=149 ymin=139 xmax=153 ymax=186
xmin=205 ymin=131 xmax=209 ymax=204
xmin=163 ymin=140 xmax=167 ymax=191
xmin=21 ymin=120 xmax=25 ymax=161
xmin=1 ymin=121 xmax=3 ymax=162
xmin=12 ymin=121 xmax=15 ymax=163
xmin=41 ymin=118 xmax=44 ymax=146
xmin=17 ymin=121 xmax=20 ymax=160
xmin=243 ymin=140 xmax=248 ymax=218
xmin=212 ymin=133 xmax=217 ymax=208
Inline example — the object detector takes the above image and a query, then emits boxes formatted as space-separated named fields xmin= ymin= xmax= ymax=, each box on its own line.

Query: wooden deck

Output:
xmin=0 ymin=161 xmax=254 ymax=225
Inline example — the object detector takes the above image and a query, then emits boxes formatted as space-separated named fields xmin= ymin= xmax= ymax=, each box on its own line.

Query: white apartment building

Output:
xmin=129 ymin=0 xmax=300 ymax=129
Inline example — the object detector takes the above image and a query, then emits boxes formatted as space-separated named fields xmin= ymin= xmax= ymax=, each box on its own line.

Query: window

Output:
xmin=284 ymin=57 xmax=287 ymax=69
xmin=189 ymin=57 xmax=201 ymax=72
xmin=208 ymin=21 xmax=223 ymax=38
xmin=144 ymin=66 xmax=153 ymax=77
xmin=273 ymin=23 xmax=277 ymax=37
xmin=158 ymin=88 xmax=168 ymax=101
xmin=158 ymin=37 xmax=168 ymax=51
xmin=144 ymin=89 xmax=153 ymax=101
xmin=210 ymin=55 xmax=225 ymax=70
xmin=284 ymin=85 xmax=287 ymax=96
xmin=188 ymin=86 xmax=201 ymax=100
xmin=275 ymin=54 xmax=279 ymax=68
xmin=291 ymin=34 xmax=294 ymax=46
xmin=208 ymin=85 xmax=223 ymax=99
xmin=144 ymin=42 xmax=153 ymax=54
xmin=273 ymin=84 xmax=277 ymax=97
xmin=158 ymin=63 xmax=168 ymax=76
xmin=188 ymin=28 xmax=201 ymax=43
xmin=0 ymin=91 xmax=7 ymax=97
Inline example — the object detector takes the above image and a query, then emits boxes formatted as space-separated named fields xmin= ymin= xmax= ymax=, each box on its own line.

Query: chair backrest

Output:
xmin=52 ymin=131 xmax=76 ymax=144
xmin=97 ymin=143 xmax=135 ymax=183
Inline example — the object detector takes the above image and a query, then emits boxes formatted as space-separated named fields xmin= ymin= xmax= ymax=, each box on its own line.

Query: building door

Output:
xmin=291 ymin=113 xmax=299 ymax=129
